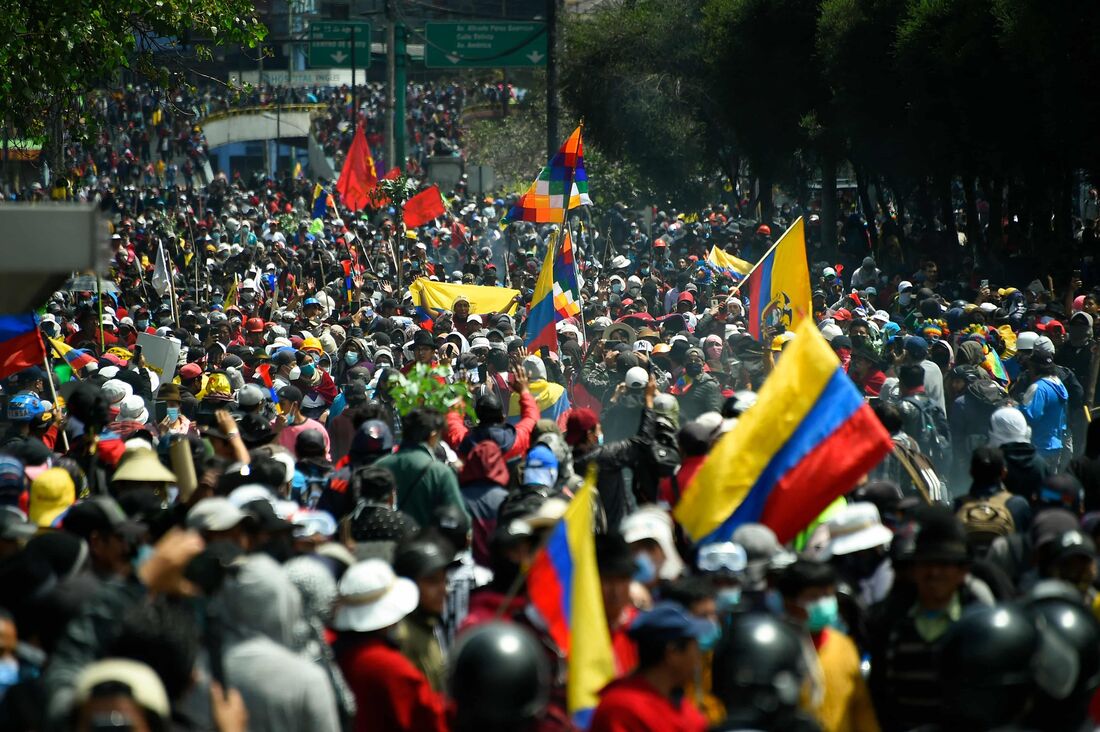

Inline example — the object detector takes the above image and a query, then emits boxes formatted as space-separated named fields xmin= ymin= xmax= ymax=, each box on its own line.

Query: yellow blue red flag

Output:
xmin=743 ymin=217 xmax=812 ymax=340
xmin=673 ymin=319 xmax=893 ymax=544
xmin=528 ymin=468 xmax=615 ymax=727
xmin=706 ymin=245 xmax=752 ymax=280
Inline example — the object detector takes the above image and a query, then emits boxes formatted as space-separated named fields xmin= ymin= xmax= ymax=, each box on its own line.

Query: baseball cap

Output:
xmin=624 ymin=366 xmax=649 ymax=389
xmin=523 ymin=445 xmax=559 ymax=488
xmin=627 ymin=601 xmax=713 ymax=642
xmin=187 ymin=497 xmax=247 ymax=532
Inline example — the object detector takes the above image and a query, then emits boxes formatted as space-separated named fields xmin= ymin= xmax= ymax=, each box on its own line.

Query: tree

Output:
xmin=561 ymin=0 xmax=721 ymax=207
xmin=0 ymin=0 xmax=266 ymax=166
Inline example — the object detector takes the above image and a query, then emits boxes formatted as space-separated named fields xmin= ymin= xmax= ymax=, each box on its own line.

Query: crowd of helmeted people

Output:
xmin=7 ymin=91 xmax=1100 ymax=731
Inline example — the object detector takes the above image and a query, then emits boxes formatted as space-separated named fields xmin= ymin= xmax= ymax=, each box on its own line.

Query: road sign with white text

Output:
xmin=424 ymin=22 xmax=547 ymax=68
xmin=309 ymin=21 xmax=371 ymax=68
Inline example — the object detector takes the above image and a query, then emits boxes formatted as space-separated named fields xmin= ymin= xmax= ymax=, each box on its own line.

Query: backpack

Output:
xmin=901 ymin=396 xmax=950 ymax=466
xmin=956 ymin=491 xmax=1016 ymax=553
xmin=649 ymin=418 xmax=682 ymax=479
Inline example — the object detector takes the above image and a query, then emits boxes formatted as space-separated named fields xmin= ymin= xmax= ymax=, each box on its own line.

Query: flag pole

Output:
xmin=730 ymin=216 xmax=804 ymax=296
xmin=549 ymin=123 xmax=580 ymax=356
xmin=41 ymin=343 xmax=70 ymax=453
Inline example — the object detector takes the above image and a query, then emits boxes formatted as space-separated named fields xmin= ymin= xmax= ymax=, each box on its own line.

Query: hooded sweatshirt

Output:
xmin=1021 ymin=378 xmax=1069 ymax=455
xmin=458 ymin=440 xmax=510 ymax=565
xmin=219 ymin=554 xmax=341 ymax=732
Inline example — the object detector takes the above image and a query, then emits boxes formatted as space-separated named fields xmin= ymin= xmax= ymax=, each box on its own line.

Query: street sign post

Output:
xmin=424 ymin=22 xmax=547 ymax=68
xmin=308 ymin=21 xmax=371 ymax=68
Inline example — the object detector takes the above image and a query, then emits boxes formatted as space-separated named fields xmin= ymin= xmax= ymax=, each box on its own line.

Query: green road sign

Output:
xmin=424 ymin=22 xmax=547 ymax=68
xmin=309 ymin=21 xmax=371 ymax=68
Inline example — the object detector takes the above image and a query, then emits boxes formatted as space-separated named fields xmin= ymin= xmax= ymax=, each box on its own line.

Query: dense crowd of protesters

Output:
xmin=4 ymin=81 xmax=1100 ymax=731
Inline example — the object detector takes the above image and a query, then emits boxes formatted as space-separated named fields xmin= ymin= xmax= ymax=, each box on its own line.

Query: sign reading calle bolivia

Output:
xmin=424 ymin=22 xmax=547 ymax=68
xmin=308 ymin=21 xmax=371 ymax=69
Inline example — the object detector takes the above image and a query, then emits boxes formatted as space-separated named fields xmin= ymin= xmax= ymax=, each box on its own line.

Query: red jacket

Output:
xmin=335 ymin=635 xmax=448 ymax=732
xmin=589 ymin=675 xmax=708 ymax=732
xmin=444 ymin=390 xmax=539 ymax=462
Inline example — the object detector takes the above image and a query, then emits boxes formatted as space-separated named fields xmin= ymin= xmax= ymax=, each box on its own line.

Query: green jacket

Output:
xmin=375 ymin=443 xmax=468 ymax=527
xmin=396 ymin=609 xmax=447 ymax=692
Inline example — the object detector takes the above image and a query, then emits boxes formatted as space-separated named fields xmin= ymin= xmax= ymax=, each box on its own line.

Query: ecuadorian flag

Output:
xmin=743 ymin=217 xmax=812 ymax=341
xmin=706 ymin=245 xmax=752 ymax=280
xmin=528 ymin=468 xmax=615 ymax=727
xmin=525 ymin=233 xmax=560 ymax=353
xmin=674 ymin=319 xmax=893 ymax=544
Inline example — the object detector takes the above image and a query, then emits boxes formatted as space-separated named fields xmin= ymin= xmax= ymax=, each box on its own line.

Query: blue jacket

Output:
xmin=1021 ymin=377 xmax=1068 ymax=454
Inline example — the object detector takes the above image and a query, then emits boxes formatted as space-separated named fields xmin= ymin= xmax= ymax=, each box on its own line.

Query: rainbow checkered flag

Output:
xmin=503 ymin=126 xmax=592 ymax=224
xmin=553 ymin=229 xmax=581 ymax=319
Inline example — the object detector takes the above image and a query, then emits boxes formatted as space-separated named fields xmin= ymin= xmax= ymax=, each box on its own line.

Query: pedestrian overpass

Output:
xmin=198 ymin=104 xmax=336 ymax=179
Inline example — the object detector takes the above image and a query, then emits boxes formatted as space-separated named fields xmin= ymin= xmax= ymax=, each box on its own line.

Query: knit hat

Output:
xmin=564 ymin=408 xmax=599 ymax=446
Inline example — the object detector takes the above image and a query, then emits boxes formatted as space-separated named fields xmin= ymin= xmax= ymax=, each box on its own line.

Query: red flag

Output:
xmin=370 ymin=167 xmax=403 ymax=208
xmin=402 ymin=185 xmax=446 ymax=228
xmin=382 ymin=166 xmax=401 ymax=180
xmin=335 ymin=126 xmax=378 ymax=212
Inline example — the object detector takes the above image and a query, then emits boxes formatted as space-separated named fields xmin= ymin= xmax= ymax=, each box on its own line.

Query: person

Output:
xmin=445 ymin=365 xmax=537 ymax=461
xmin=953 ymin=446 xmax=1030 ymax=554
xmin=374 ymin=408 xmax=469 ymax=527
xmin=331 ymin=559 xmax=448 ymax=732
xmin=448 ymin=621 xmax=552 ymax=732
xmin=867 ymin=507 xmax=987 ymax=731
xmin=1019 ymin=348 xmax=1069 ymax=470
xmin=711 ymin=612 xmax=821 ymax=732
xmin=457 ymin=440 xmax=509 ymax=567
xmin=391 ymin=537 xmax=454 ymax=692
xmin=568 ymin=375 xmax=658 ymax=529
xmin=776 ymin=560 xmax=880 ymax=732
xmin=935 ymin=603 xmax=1077 ymax=730
xmin=589 ymin=601 xmax=710 ymax=732
xmin=276 ymin=385 xmax=331 ymax=461
xmin=670 ymin=348 xmax=721 ymax=422
xmin=988 ymin=405 xmax=1050 ymax=499
xmin=219 ymin=553 xmax=342 ymax=731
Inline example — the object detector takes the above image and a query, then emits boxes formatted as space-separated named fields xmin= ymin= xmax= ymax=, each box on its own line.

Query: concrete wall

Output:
xmin=202 ymin=110 xmax=313 ymax=149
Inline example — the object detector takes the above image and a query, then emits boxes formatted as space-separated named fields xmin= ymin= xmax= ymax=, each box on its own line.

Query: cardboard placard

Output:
xmin=136 ymin=332 xmax=181 ymax=382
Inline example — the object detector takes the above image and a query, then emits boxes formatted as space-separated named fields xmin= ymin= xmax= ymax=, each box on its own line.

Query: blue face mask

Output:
xmin=136 ymin=320 xmax=149 ymax=329
xmin=804 ymin=595 xmax=839 ymax=632
xmin=697 ymin=620 xmax=722 ymax=652
xmin=131 ymin=543 xmax=155 ymax=574
xmin=716 ymin=587 xmax=742 ymax=614
xmin=166 ymin=406 xmax=180 ymax=422
xmin=345 ymin=351 xmax=360 ymax=365
xmin=633 ymin=552 xmax=656 ymax=585
xmin=612 ymin=283 xmax=623 ymax=294
xmin=300 ymin=363 xmax=316 ymax=378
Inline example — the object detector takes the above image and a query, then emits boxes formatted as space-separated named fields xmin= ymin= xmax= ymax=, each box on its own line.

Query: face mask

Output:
xmin=705 ymin=345 xmax=722 ymax=360
xmin=633 ymin=552 xmax=656 ymax=585
xmin=136 ymin=320 xmax=149 ymax=329
xmin=686 ymin=362 xmax=704 ymax=377
xmin=900 ymin=293 xmax=912 ymax=306
xmin=345 ymin=351 xmax=360 ymax=365
xmin=166 ymin=406 xmax=180 ymax=422
xmin=697 ymin=620 xmax=722 ymax=652
xmin=641 ymin=268 xmax=650 ymax=276
xmin=288 ymin=366 xmax=301 ymax=381
xmin=300 ymin=363 xmax=316 ymax=378
xmin=612 ymin=283 xmax=623 ymax=294
xmin=716 ymin=587 xmax=742 ymax=614
xmin=131 ymin=543 xmax=155 ymax=574
xmin=804 ymin=595 xmax=839 ymax=632
xmin=597 ymin=431 xmax=605 ymax=446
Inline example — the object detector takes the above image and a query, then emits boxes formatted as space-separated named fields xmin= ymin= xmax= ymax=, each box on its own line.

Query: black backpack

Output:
xmin=902 ymin=396 xmax=950 ymax=466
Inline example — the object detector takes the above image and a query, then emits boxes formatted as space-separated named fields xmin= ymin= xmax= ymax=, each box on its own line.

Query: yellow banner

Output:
xmin=407 ymin=278 xmax=520 ymax=315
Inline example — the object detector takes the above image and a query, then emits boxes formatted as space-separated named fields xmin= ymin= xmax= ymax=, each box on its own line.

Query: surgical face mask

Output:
xmin=300 ymin=363 xmax=316 ymax=379
xmin=633 ymin=552 xmax=656 ymax=585
xmin=803 ymin=595 xmax=839 ymax=632
xmin=611 ymin=283 xmax=623 ymax=294
xmin=345 ymin=351 xmax=360 ymax=365
xmin=900 ymin=293 xmax=912 ymax=306
xmin=136 ymin=319 xmax=149 ymax=330
xmin=697 ymin=620 xmax=722 ymax=652
xmin=0 ymin=657 xmax=18 ymax=686
xmin=716 ymin=587 xmax=742 ymax=613
xmin=641 ymin=268 xmax=650 ymax=276
xmin=685 ymin=362 xmax=704 ymax=377
xmin=166 ymin=406 xmax=180 ymax=422
xmin=131 ymin=543 xmax=155 ymax=574
xmin=287 ymin=365 xmax=301 ymax=381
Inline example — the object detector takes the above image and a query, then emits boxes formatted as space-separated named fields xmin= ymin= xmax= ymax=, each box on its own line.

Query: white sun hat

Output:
xmin=332 ymin=559 xmax=419 ymax=632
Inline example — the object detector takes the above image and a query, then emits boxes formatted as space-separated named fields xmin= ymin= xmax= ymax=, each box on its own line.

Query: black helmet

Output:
xmin=392 ymin=537 xmax=456 ymax=580
xmin=712 ymin=613 xmax=806 ymax=714
xmin=1024 ymin=580 xmax=1100 ymax=728
xmin=349 ymin=420 xmax=394 ymax=463
xmin=939 ymin=603 xmax=1078 ymax=727
xmin=449 ymin=621 xmax=550 ymax=731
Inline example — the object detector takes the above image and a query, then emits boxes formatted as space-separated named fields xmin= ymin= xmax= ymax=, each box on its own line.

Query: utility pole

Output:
xmin=394 ymin=23 xmax=406 ymax=170
xmin=385 ymin=0 xmax=396 ymax=170
xmin=546 ymin=0 xmax=560 ymax=158
xmin=351 ymin=24 xmax=357 ymax=134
